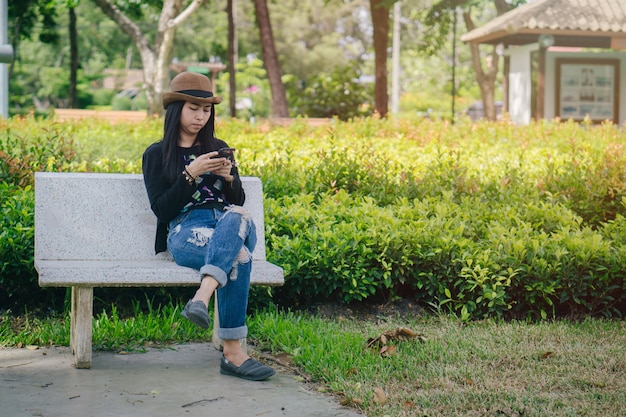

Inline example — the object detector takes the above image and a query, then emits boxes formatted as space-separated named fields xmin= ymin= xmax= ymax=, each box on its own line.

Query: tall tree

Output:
xmin=252 ymin=0 xmax=288 ymax=118
xmin=92 ymin=0 xmax=207 ymax=115
xmin=369 ymin=0 xmax=390 ymax=117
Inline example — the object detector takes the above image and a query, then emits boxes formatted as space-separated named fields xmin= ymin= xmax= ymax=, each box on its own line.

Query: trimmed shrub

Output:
xmin=2 ymin=116 xmax=626 ymax=319
xmin=0 ymin=183 xmax=65 ymax=311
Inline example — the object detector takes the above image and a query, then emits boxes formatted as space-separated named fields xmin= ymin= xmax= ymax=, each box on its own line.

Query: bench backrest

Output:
xmin=34 ymin=172 xmax=267 ymax=263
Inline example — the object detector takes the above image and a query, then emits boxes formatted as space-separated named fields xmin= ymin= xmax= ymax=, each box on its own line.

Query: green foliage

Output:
xmin=92 ymin=88 xmax=116 ymax=106
xmin=1 ymin=116 xmax=626 ymax=320
xmin=0 ymin=300 xmax=211 ymax=349
xmin=112 ymin=94 xmax=132 ymax=110
xmin=0 ymin=312 xmax=70 ymax=348
xmin=0 ymin=183 xmax=35 ymax=303
xmin=37 ymin=67 xmax=70 ymax=108
xmin=0 ymin=183 xmax=66 ymax=311
xmin=219 ymin=57 xmax=272 ymax=119
xmin=0 ymin=121 xmax=78 ymax=187
xmin=249 ymin=311 xmax=626 ymax=417
xmin=92 ymin=301 xmax=211 ymax=351
xmin=266 ymin=192 xmax=403 ymax=304
xmin=9 ymin=0 xmax=60 ymax=45
xmin=292 ymin=64 xmax=372 ymax=120
xmin=131 ymin=91 xmax=148 ymax=111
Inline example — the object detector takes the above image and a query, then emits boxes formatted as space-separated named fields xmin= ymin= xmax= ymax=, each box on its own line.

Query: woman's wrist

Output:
xmin=185 ymin=164 xmax=197 ymax=179
xmin=183 ymin=166 xmax=199 ymax=185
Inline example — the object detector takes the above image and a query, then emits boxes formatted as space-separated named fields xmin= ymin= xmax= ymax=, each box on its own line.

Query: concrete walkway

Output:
xmin=0 ymin=344 xmax=364 ymax=417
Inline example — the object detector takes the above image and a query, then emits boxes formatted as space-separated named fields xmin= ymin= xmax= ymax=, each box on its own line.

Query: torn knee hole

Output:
xmin=187 ymin=227 xmax=214 ymax=247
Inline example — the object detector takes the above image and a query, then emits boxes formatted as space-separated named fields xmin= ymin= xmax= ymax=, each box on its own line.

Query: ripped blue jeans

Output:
xmin=167 ymin=206 xmax=257 ymax=341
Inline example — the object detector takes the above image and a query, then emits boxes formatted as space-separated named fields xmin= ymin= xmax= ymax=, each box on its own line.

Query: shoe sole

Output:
xmin=220 ymin=367 xmax=275 ymax=381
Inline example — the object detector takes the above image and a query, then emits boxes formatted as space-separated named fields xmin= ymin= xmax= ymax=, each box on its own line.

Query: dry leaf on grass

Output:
xmin=366 ymin=327 xmax=426 ymax=356
xmin=373 ymin=387 xmax=387 ymax=405
xmin=378 ymin=344 xmax=396 ymax=357
xmin=275 ymin=352 xmax=294 ymax=366
xmin=340 ymin=397 xmax=364 ymax=406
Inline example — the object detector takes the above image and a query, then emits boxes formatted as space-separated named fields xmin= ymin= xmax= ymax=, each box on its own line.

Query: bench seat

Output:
xmin=35 ymin=172 xmax=283 ymax=368
xmin=35 ymin=259 xmax=284 ymax=287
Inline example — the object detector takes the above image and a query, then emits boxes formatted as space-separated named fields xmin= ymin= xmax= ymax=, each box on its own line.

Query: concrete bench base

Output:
xmin=35 ymin=173 xmax=283 ymax=368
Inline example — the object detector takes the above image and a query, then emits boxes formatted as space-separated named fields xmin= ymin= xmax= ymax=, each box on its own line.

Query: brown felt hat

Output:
xmin=162 ymin=72 xmax=223 ymax=109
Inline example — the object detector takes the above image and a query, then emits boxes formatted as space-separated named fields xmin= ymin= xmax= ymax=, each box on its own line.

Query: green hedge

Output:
xmin=1 ymin=116 xmax=625 ymax=319
xmin=265 ymin=191 xmax=626 ymax=320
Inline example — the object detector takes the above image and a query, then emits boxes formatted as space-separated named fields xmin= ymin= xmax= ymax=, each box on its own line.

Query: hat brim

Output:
xmin=163 ymin=92 xmax=223 ymax=109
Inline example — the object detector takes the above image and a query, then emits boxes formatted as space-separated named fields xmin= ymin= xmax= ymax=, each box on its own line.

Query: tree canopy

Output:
xmin=7 ymin=0 xmax=529 ymax=119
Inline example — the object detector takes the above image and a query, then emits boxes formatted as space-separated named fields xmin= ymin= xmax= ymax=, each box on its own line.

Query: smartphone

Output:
xmin=212 ymin=147 xmax=236 ymax=161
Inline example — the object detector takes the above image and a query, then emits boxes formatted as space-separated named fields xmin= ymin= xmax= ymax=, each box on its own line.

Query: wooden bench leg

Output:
xmin=211 ymin=297 xmax=247 ymax=353
xmin=71 ymin=286 xmax=93 ymax=369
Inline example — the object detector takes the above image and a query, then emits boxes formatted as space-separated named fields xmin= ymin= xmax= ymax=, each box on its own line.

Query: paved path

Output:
xmin=0 ymin=343 xmax=363 ymax=417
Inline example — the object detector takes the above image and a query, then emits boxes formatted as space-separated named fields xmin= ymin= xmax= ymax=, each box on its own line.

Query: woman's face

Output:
xmin=180 ymin=101 xmax=212 ymax=137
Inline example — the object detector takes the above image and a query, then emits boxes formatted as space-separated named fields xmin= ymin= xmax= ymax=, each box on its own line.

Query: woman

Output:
xmin=142 ymin=71 xmax=275 ymax=381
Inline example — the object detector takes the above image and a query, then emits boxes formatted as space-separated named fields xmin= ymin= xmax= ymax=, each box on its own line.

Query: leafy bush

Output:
xmin=266 ymin=191 xmax=626 ymax=319
xmin=0 ymin=183 xmax=65 ymax=311
xmin=293 ymin=63 xmax=372 ymax=120
xmin=92 ymin=88 xmax=116 ymax=106
xmin=1 ymin=116 xmax=626 ymax=319
xmin=131 ymin=91 xmax=148 ymax=111
xmin=0 ymin=122 xmax=78 ymax=187
xmin=112 ymin=95 xmax=132 ymax=110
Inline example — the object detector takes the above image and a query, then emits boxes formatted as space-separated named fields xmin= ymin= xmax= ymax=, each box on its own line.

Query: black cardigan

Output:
xmin=142 ymin=140 xmax=245 ymax=254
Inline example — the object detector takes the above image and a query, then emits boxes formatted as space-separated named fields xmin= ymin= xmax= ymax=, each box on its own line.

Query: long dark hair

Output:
xmin=161 ymin=101 xmax=221 ymax=183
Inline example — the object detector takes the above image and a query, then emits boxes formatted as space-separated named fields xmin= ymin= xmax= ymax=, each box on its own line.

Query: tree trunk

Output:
xmin=466 ymin=39 xmax=499 ymax=120
xmin=227 ymin=0 xmax=237 ymax=118
xmin=369 ymin=0 xmax=389 ymax=118
xmin=252 ymin=0 xmax=289 ymax=118
xmin=69 ymin=6 xmax=78 ymax=108
xmin=461 ymin=0 xmax=513 ymax=121
xmin=93 ymin=0 xmax=206 ymax=116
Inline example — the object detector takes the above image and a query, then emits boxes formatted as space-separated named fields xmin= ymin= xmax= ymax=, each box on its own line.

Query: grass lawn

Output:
xmin=2 ymin=303 xmax=624 ymax=417
xmin=249 ymin=306 xmax=626 ymax=417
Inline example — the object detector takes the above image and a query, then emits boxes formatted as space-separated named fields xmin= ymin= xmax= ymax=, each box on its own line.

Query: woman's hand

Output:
xmin=187 ymin=151 xmax=233 ymax=182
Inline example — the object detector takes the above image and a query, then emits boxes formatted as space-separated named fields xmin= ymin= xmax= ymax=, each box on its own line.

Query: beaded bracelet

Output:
xmin=183 ymin=167 xmax=198 ymax=186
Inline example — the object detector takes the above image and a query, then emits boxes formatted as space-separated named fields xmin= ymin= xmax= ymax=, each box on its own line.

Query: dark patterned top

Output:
xmin=181 ymin=145 xmax=227 ymax=211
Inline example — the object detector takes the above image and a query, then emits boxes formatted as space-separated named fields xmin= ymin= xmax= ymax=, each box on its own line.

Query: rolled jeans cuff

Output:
xmin=219 ymin=325 xmax=248 ymax=341
xmin=199 ymin=265 xmax=228 ymax=288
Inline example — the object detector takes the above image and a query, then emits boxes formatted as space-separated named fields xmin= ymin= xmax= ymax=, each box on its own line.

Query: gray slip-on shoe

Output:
xmin=181 ymin=300 xmax=210 ymax=329
xmin=220 ymin=356 xmax=275 ymax=381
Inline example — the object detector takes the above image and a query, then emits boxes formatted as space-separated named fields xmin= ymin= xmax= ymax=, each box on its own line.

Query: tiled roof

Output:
xmin=461 ymin=0 xmax=626 ymax=44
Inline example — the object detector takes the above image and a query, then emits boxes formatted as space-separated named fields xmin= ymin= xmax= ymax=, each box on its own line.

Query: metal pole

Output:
xmin=390 ymin=1 xmax=401 ymax=115
xmin=1 ymin=0 xmax=10 ymax=119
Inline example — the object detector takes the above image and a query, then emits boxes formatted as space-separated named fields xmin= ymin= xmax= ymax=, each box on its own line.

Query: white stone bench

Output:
xmin=34 ymin=172 xmax=284 ymax=369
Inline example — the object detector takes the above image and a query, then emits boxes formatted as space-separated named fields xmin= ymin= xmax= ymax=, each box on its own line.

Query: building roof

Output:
xmin=461 ymin=0 xmax=626 ymax=48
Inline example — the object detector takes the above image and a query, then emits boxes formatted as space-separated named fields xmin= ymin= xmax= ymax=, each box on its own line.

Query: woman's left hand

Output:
xmin=212 ymin=159 xmax=233 ymax=182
